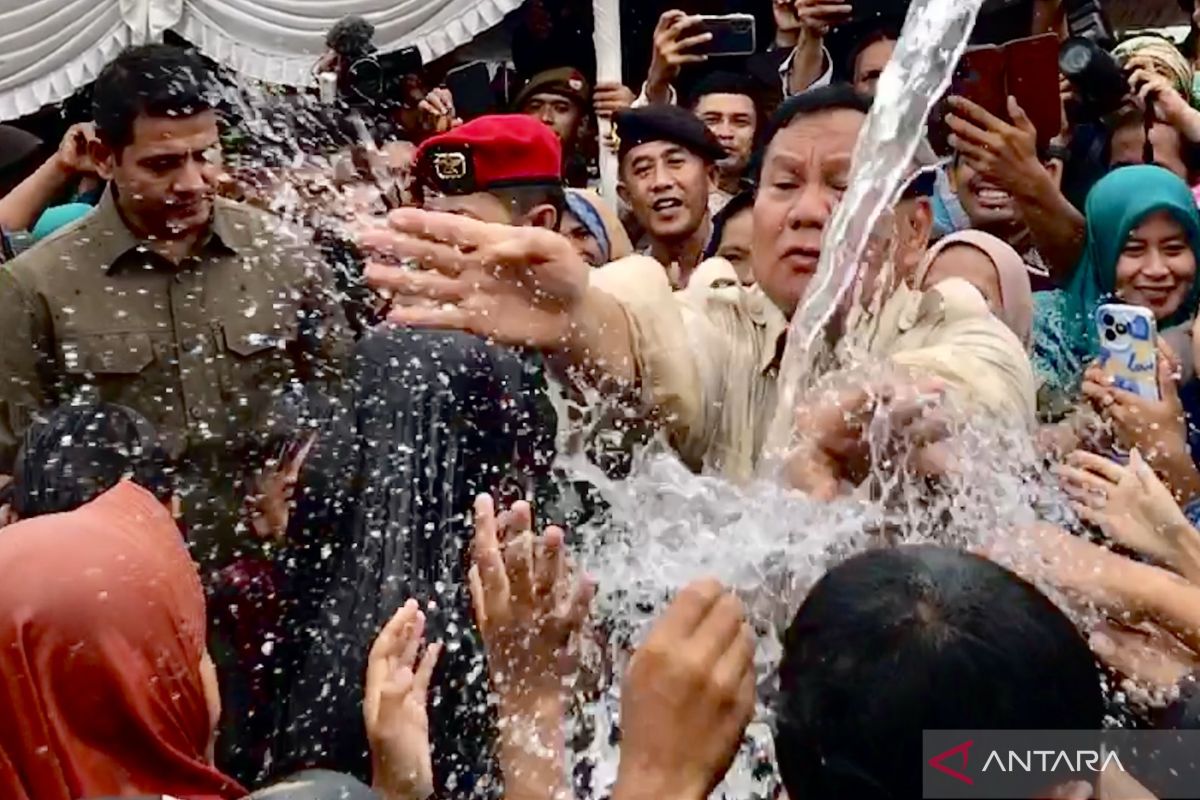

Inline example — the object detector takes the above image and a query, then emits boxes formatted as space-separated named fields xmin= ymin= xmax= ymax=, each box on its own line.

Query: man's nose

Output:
xmin=174 ymin=159 xmax=207 ymax=194
xmin=785 ymin=182 xmax=835 ymax=230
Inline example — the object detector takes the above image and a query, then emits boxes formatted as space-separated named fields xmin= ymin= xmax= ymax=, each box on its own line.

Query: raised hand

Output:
xmin=647 ymin=11 xmax=712 ymax=101
xmin=360 ymin=209 xmax=590 ymax=347
xmin=468 ymin=494 xmax=594 ymax=695
xmin=593 ymin=82 xmax=636 ymax=118
xmin=785 ymin=377 xmax=951 ymax=499
xmin=792 ymin=0 xmax=853 ymax=37
xmin=947 ymin=95 xmax=1045 ymax=195
xmin=612 ymin=579 xmax=756 ymax=800
xmin=364 ymin=600 xmax=442 ymax=800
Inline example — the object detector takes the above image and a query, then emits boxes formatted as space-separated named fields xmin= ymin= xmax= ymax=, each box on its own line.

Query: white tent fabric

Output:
xmin=0 ymin=0 xmax=521 ymax=121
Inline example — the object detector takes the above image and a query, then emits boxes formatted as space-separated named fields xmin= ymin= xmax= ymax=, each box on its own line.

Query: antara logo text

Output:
xmin=929 ymin=741 xmax=1125 ymax=785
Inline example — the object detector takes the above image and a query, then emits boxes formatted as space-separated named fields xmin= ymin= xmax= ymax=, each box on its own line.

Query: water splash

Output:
xmin=765 ymin=0 xmax=985 ymax=455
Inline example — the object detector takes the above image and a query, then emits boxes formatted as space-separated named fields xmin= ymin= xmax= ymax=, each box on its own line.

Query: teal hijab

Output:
xmin=1033 ymin=165 xmax=1200 ymax=404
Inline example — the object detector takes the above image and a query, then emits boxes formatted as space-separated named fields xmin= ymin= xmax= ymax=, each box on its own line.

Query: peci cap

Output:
xmin=414 ymin=114 xmax=563 ymax=196
xmin=514 ymin=67 xmax=592 ymax=111
xmin=613 ymin=105 xmax=726 ymax=166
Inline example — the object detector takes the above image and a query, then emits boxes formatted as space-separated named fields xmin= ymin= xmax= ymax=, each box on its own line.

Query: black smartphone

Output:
xmin=445 ymin=61 xmax=496 ymax=121
xmin=696 ymin=14 xmax=757 ymax=58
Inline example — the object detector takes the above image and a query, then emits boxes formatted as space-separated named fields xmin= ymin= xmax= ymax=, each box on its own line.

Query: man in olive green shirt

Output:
xmin=0 ymin=44 xmax=348 ymax=552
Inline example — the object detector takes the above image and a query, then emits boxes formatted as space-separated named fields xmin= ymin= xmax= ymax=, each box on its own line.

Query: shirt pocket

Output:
xmin=62 ymin=332 xmax=155 ymax=376
xmin=217 ymin=317 xmax=300 ymax=403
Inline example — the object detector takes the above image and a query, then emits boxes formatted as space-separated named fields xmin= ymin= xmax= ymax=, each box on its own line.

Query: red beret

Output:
xmin=415 ymin=114 xmax=563 ymax=196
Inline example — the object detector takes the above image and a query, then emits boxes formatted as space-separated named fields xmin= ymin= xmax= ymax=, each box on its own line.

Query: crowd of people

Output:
xmin=7 ymin=1 xmax=1200 ymax=798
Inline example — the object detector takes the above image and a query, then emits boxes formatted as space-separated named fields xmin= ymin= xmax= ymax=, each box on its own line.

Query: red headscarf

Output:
xmin=0 ymin=481 xmax=246 ymax=800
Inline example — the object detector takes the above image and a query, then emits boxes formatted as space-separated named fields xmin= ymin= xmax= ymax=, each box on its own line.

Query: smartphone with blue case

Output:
xmin=1095 ymin=303 xmax=1159 ymax=401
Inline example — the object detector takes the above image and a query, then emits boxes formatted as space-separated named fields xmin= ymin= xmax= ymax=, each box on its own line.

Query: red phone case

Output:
xmin=1003 ymin=33 xmax=1061 ymax=153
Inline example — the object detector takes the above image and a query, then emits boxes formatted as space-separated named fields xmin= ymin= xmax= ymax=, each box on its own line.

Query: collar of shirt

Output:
xmin=91 ymin=188 xmax=248 ymax=274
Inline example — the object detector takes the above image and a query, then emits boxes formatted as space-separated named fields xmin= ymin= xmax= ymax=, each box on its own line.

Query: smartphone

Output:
xmin=1096 ymin=303 xmax=1160 ymax=400
xmin=445 ymin=61 xmax=496 ymax=121
xmin=956 ymin=46 xmax=1009 ymax=121
xmin=928 ymin=46 xmax=1006 ymax=154
xmin=696 ymin=14 xmax=757 ymax=57
xmin=1002 ymin=33 xmax=1062 ymax=154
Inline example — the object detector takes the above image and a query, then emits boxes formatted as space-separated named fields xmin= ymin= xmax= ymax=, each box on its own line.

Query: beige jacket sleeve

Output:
xmin=887 ymin=278 xmax=1038 ymax=426
xmin=589 ymin=256 xmax=737 ymax=468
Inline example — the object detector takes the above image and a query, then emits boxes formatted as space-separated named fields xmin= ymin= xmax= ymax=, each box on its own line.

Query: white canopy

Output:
xmin=0 ymin=0 xmax=522 ymax=120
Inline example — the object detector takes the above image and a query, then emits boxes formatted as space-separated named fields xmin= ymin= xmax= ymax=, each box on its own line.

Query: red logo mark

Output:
xmin=929 ymin=740 xmax=974 ymax=785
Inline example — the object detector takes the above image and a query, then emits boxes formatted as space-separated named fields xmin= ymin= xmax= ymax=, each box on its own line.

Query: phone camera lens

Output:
xmin=1104 ymin=329 xmax=1116 ymax=342
xmin=1116 ymin=323 xmax=1128 ymax=335
xmin=1102 ymin=314 xmax=1115 ymax=327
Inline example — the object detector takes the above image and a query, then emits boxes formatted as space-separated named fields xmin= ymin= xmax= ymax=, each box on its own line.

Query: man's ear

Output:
xmin=908 ymin=197 xmax=933 ymax=248
xmin=617 ymin=180 xmax=631 ymax=208
xmin=521 ymin=204 xmax=560 ymax=230
xmin=90 ymin=137 xmax=116 ymax=181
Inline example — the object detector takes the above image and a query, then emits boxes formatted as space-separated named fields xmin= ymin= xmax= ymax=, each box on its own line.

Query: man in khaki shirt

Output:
xmin=0 ymin=45 xmax=348 ymax=544
xmin=361 ymin=85 xmax=1035 ymax=485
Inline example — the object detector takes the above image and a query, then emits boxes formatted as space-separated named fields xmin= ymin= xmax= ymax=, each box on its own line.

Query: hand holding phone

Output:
xmin=1096 ymin=303 xmax=1160 ymax=401
xmin=647 ymin=11 xmax=713 ymax=94
xmin=695 ymin=14 xmax=757 ymax=57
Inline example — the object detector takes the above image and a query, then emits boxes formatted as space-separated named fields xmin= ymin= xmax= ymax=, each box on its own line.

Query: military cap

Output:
xmin=414 ymin=114 xmax=562 ymax=196
xmin=613 ymin=105 xmax=726 ymax=166
xmin=514 ymin=67 xmax=592 ymax=111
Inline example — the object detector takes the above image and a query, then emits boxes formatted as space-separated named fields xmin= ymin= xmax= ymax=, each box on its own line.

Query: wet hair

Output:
xmin=12 ymin=403 xmax=174 ymax=519
xmin=92 ymin=44 xmax=214 ymax=151
xmin=493 ymin=183 xmax=567 ymax=228
xmin=774 ymin=546 xmax=1105 ymax=800
xmin=704 ymin=190 xmax=756 ymax=260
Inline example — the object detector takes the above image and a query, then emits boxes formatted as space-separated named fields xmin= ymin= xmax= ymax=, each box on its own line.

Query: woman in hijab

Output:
xmin=1033 ymin=165 xmax=1200 ymax=404
xmin=0 ymin=480 xmax=243 ymax=800
xmin=562 ymin=188 xmax=633 ymax=267
xmin=917 ymin=230 xmax=1035 ymax=348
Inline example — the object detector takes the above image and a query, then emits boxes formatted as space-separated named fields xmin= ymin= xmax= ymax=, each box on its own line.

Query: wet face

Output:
xmin=920 ymin=243 xmax=1004 ymax=315
xmin=1115 ymin=210 xmax=1197 ymax=319
xmin=95 ymin=111 xmax=222 ymax=239
xmin=422 ymin=192 xmax=514 ymax=224
xmin=854 ymin=38 xmax=896 ymax=96
xmin=951 ymin=156 xmax=1021 ymax=231
xmin=1110 ymin=122 xmax=1189 ymax=181
xmin=620 ymin=142 xmax=713 ymax=243
xmin=523 ymin=92 xmax=583 ymax=145
xmin=562 ymin=208 xmax=606 ymax=267
xmin=753 ymin=108 xmax=863 ymax=315
xmin=715 ymin=206 xmax=755 ymax=283
xmin=694 ymin=93 xmax=757 ymax=176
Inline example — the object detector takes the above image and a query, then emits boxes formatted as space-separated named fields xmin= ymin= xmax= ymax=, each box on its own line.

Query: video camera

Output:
xmin=1058 ymin=0 xmax=1129 ymax=121
xmin=323 ymin=16 xmax=423 ymax=107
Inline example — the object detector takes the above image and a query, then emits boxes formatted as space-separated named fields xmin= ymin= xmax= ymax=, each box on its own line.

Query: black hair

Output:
xmin=704 ymin=190 xmax=756 ymax=260
xmin=493 ymin=183 xmax=567 ymax=228
xmin=754 ymin=84 xmax=871 ymax=183
xmin=92 ymin=44 xmax=215 ymax=151
xmin=845 ymin=23 xmax=901 ymax=77
xmin=685 ymin=71 xmax=763 ymax=112
xmin=13 ymin=403 xmax=174 ymax=518
xmin=326 ymin=15 xmax=376 ymax=58
xmin=774 ymin=546 xmax=1106 ymax=800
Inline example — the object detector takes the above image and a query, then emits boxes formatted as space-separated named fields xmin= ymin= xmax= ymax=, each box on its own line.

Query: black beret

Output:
xmin=613 ymin=105 xmax=726 ymax=166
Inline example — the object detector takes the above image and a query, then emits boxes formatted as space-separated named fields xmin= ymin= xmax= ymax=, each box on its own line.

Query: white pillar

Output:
xmin=592 ymin=0 xmax=622 ymax=207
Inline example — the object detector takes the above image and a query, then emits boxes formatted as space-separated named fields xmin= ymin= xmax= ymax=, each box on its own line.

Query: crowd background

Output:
xmin=8 ymin=0 xmax=1200 ymax=799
